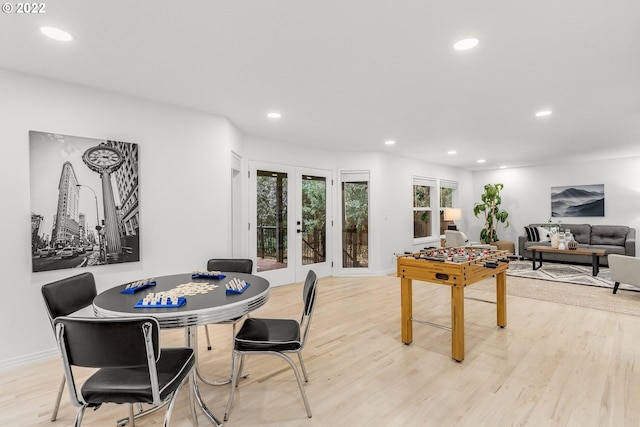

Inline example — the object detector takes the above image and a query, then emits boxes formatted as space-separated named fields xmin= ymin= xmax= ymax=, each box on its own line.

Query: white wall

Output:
xmin=0 ymin=69 xmax=235 ymax=369
xmin=379 ymin=154 xmax=474 ymax=271
xmin=471 ymin=158 xmax=640 ymax=255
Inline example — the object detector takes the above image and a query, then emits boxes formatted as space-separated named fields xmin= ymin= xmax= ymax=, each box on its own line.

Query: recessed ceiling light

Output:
xmin=535 ymin=110 xmax=552 ymax=117
xmin=385 ymin=140 xmax=396 ymax=145
xmin=477 ymin=159 xmax=486 ymax=163
xmin=453 ymin=38 xmax=479 ymax=51
xmin=40 ymin=26 xmax=74 ymax=42
xmin=447 ymin=150 xmax=457 ymax=155
xmin=499 ymin=165 xmax=507 ymax=169
xmin=267 ymin=112 xmax=281 ymax=119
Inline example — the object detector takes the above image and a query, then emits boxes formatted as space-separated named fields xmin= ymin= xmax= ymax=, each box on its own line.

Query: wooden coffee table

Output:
xmin=527 ymin=245 xmax=606 ymax=276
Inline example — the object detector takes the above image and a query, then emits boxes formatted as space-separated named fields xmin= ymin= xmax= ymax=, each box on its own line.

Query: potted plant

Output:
xmin=473 ymin=183 xmax=509 ymax=244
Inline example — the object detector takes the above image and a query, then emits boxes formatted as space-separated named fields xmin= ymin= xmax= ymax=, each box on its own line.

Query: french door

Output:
xmin=249 ymin=162 xmax=332 ymax=286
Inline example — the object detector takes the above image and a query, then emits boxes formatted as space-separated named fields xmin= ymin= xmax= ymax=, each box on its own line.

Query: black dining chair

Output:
xmin=54 ymin=316 xmax=195 ymax=427
xmin=224 ymin=269 xmax=318 ymax=421
xmin=199 ymin=259 xmax=253 ymax=385
xmin=41 ymin=272 xmax=97 ymax=421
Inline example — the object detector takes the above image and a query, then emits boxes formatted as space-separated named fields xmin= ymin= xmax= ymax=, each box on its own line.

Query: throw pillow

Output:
xmin=536 ymin=226 xmax=551 ymax=242
xmin=525 ymin=226 xmax=539 ymax=242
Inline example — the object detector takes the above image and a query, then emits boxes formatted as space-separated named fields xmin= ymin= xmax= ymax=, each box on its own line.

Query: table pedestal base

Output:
xmin=186 ymin=326 xmax=223 ymax=426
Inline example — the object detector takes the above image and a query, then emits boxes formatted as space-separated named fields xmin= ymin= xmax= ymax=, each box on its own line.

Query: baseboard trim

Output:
xmin=0 ymin=348 xmax=58 ymax=372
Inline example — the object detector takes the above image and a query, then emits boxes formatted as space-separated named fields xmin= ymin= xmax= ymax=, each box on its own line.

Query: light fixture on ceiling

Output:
xmin=267 ymin=112 xmax=281 ymax=119
xmin=477 ymin=159 xmax=486 ymax=163
xmin=40 ymin=26 xmax=74 ymax=42
xmin=453 ymin=37 xmax=479 ymax=51
xmin=447 ymin=150 xmax=457 ymax=155
xmin=499 ymin=165 xmax=507 ymax=169
xmin=535 ymin=110 xmax=552 ymax=117
xmin=385 ymin=140 xmax=396 ymax=145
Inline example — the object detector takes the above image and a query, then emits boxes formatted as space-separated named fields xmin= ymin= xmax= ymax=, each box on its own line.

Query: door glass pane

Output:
xmin=342 ymin=181 xmax=368 ymax=268
xmin=256 ymin=170 xmax=287 ymax=272
xmin=301 ymin=175 xmax=326 ymax=265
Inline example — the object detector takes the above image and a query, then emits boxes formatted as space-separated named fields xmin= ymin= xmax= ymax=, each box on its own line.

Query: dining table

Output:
xmin=92 ymin=271 xmax=270 ymax=426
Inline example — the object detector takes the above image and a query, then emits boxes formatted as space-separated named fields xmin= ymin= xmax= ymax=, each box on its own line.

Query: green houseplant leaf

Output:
xmin=473 ymin=183 xmax=510 ymax=244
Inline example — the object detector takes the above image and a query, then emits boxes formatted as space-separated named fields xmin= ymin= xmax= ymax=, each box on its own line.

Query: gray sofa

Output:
xmin=518 ymin=223 xmax=636 ymax=266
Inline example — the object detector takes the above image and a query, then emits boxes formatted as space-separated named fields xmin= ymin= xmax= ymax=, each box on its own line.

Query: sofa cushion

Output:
xmin=561 ymin=224 xmax=591 ymax=244
xmin=524 ymin=226 xmax=539 ymax=242
xmin=591 ymin=225 xmax=629 ymax=246
xmin=536 ymin=227 xmax=551 ymax=242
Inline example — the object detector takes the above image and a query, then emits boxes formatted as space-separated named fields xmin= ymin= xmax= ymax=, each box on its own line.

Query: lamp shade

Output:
xmin=444 ymin=208 xmax=462 ymax=221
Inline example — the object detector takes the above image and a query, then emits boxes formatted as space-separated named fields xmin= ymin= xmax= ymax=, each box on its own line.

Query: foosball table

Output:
xmin=397 ymin=247 xmax=510 ymax=361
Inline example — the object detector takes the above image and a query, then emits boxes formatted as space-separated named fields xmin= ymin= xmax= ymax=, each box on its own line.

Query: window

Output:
xmin=341 ymin=171 xmax=369 ymax=268
xmin=413 ymin=176 xmax=436 ymax=239
xmin=439 ymin=180 xmax=458 ymax=235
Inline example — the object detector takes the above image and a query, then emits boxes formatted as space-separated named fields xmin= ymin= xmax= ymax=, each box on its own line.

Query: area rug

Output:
xmin=505 ymin=260 xmax=638 ymax=292
xmin=466 ymin=261 xmax=640 ymax=317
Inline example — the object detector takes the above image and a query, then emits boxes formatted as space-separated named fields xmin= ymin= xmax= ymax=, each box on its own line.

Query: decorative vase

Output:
xmin=568 ymin=239 xmax=578 ymax=250
xmin=550 ymin=233 xmax=560 ymax=249
xmin=558 ymin=233 xmax=566 ymax=250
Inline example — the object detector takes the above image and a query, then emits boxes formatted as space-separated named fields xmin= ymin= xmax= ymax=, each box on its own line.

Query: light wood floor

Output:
xmin=3 ymin=274 xmax=640 ymax=426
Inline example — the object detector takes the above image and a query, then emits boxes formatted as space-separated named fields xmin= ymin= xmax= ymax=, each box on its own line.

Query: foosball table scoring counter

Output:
xmin=397 ymin=247 xmax=510 ymax=362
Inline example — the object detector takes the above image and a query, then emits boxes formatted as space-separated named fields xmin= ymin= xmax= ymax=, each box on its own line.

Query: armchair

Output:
xmin=444 ymin=230 xmax=497 ymax=250
xmin=608 ymin=254 xmax=640 ymax=294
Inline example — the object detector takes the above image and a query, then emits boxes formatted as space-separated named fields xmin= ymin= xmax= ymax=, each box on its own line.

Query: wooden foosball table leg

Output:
xmin=451 ymin=283 xmax=465 ymax=361
xmin=401 ymin=277 xmax=413 ymax=344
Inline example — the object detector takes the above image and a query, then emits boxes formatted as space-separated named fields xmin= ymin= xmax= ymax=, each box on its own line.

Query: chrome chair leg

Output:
xmin=188 ymin=370 xmax=198 ymax=426
xmin=74 ymin=406 xmax=86 ymax=427
xmin=274 ymin=353 xmax=312 ymax=418
xmin=116 ymin=403 xmax=167 ymax=426
xmin=51 ymin=374 xmax=66 ymax=421
xmin=225 ymin=352 xmax=312 ymax=420
xmin=129 ymin=404 xmax=136 ymax=427
xmin=237 ymin=354 xmax=246 ymax=382
xmin=203 ymin=325 xmax=212 ymax=350
xmin=297 ymin=352 xmax=309 ymax=382
xmin=162 ymin=378 xmax=188 ymax=427
xmin=224 ymin=353 xmax=240 ymax=421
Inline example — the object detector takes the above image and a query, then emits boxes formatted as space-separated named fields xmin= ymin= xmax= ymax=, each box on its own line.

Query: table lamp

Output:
xmin=444 ymin=208 xmax=462 ymax=230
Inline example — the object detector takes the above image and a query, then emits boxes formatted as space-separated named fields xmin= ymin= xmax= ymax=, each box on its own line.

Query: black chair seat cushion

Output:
xmin=81 ymin=348 xmax=195 ymax=405
xmin=234 ymin=318 xmax=301 ymax=352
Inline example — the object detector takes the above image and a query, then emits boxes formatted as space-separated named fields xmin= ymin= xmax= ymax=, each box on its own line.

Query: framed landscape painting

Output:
xmin=551 ymin=184 xmax=604 ymax=217
xmin=30 ymin=131 xmax=140 ymax=272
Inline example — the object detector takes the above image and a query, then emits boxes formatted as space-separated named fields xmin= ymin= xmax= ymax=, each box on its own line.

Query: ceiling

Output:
xmin=2 ymin=0 xmax=640 ymax=170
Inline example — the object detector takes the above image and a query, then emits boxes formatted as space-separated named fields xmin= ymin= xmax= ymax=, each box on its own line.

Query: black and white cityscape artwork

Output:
xmin=551 ymin=184 xmax=604 ymax=217
xmin=30 ymin=131 xmax=140 ymax=272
